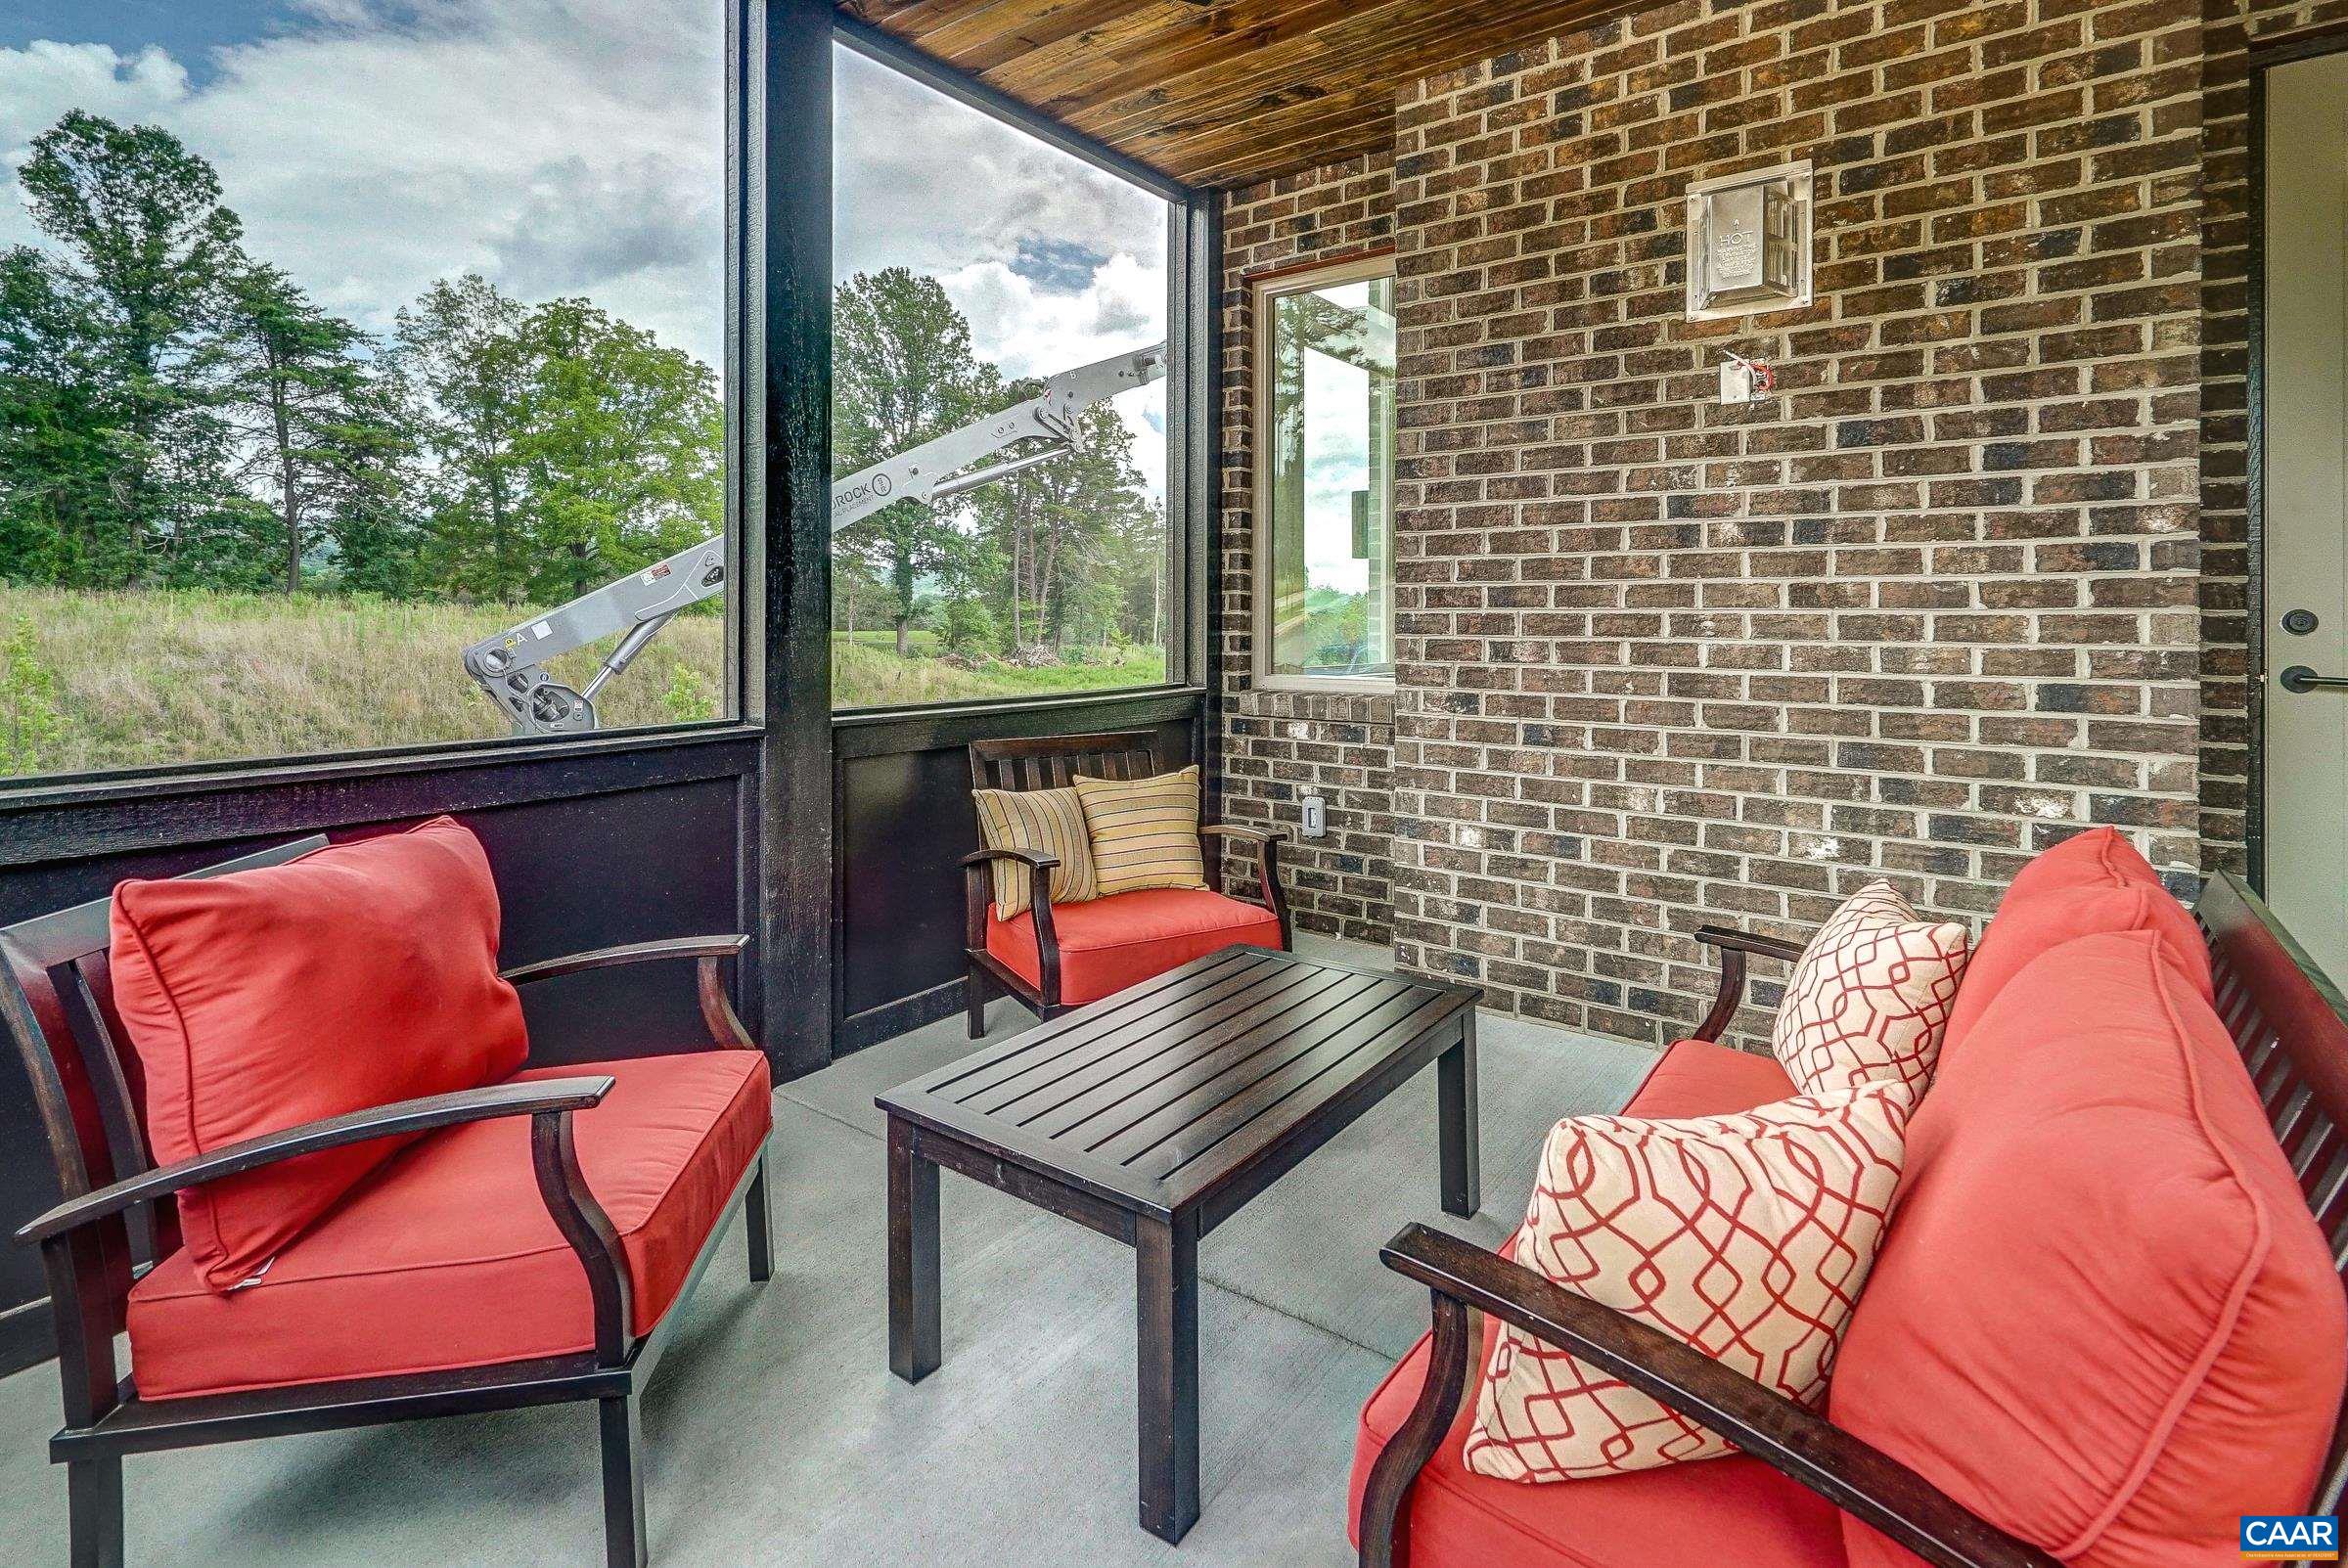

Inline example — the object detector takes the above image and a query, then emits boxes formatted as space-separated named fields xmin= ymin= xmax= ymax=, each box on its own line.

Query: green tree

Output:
xmin=9 ymin=111 xmax=247 ymax=583
xmin=516 ymin=295 xmax=723 ymax=601
xmin=314 ymin=377 xmax=428 ymax=598
xmin=833 ymin=550 xmax=884 ymax=642
xmin=216 ymin=261 xmax=376 ymax=592
xmin=832 ymin=268 xmax=986 ymax=657
xmin=389 ymin=273 xmax=534 ymax=599
xmin=390 ymin=277 xmax=725 ymax=605
xmin=936 ymin=592 xmax=999 ymax=658
xmin=968 ymin=397 xmax=1155 ymax=656
xmin=0 ymin=246 xmax=114 ymax=584
xmin=0 ymin=615 xmax=66 ymax=774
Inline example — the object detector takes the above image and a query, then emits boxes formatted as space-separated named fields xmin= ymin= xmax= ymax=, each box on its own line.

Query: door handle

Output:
xmin=2280 ymin=665 xmax=2348 ymax=693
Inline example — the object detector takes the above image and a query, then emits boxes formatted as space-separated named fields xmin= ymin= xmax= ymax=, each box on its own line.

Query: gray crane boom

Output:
xmin=463 ymin=341 xmax=1165 ymax=736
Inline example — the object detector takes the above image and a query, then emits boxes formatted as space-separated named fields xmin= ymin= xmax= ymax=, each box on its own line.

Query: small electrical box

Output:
xmin=1301 ymin=795 xmax=1328 ymax=839
xmin=1719 ymin=351 xmax=1774 ymax=404
xmin=1686 ymin=159 xmax=1813 ymax=321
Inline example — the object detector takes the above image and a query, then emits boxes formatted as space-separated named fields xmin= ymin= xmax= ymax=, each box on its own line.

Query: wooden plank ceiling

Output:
xmin=839 ymin=0 xmax=1652 ymax=189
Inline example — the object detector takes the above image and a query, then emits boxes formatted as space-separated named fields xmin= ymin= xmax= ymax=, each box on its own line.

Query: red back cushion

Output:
xmin=1944 ymin=882 xmax=2212 ymax=1052
xmin=110 ymin=817 xmax=528 ymax=1290
xmin=1830 ymin=932 xmax=2344 ymax=1568
xmin=2004 ymin=824 xmax=2163 ymax=902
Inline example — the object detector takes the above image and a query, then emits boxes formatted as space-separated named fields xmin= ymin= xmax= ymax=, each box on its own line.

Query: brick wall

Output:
xmin=1384 ymin=0 xmax=2207 ymax=1046
xmin=1212 ymin=156 xmax=1402 ymax=943
xmin=2198 ymin=0 xmax=2348 ymax=878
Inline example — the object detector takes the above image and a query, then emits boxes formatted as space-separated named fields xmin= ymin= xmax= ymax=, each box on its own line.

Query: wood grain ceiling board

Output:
xmin=839 ymin=0 xmax=1655 ymax=189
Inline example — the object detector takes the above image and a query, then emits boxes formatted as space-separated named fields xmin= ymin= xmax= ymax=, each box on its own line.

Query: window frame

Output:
xmin=826 ymin=19 xmax=1211 ymax=718
xmin=0 ymin=3 xmax=1220 ymax=806
xmin=0 ymin=0 xmax=750 ymax=800
xmin=1249 ymin=251 xmax=1399 ymax=696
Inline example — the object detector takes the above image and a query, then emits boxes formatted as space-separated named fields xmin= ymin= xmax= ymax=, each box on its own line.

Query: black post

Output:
xmin=1171 ymin=190 xmax=1222 ymax=811
xmin=747 ymin=0 xmax=835 ymax=1078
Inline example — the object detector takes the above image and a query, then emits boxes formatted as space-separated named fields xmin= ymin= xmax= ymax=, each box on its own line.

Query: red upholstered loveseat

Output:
xmin=1350 ymin=830 xmax=2348 ymax=1568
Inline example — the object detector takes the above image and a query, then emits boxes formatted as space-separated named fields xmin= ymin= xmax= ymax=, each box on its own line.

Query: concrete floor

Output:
xmin=0 ymin=936 xmax=1656 ymax=1567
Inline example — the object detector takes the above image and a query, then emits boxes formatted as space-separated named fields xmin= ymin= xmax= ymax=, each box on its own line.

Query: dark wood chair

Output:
xmin=963 ymin=731 xmax=1290 ymax=1032
xmin=2 ymin=835 xmax=773 ymax=1568
xmin=1353 ymin=871 xmax=2348 ymax=1568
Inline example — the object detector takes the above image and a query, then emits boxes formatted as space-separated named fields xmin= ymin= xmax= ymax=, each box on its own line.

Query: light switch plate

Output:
xmin=1300 ymin=795 xmax=1327 ymax=838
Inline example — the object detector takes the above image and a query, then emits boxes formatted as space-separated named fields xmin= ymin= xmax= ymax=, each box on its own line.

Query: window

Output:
xmin=1254 ymin=255 xmax=1396 ymax=690
xmin=0 ymin=3 xmax=732 ymax=782
xmin=830 ymin=43 xmax=1175 ymax=711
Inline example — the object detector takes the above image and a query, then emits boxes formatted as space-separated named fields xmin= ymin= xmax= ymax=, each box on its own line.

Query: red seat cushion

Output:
xmin=126 ymin=1049 xmax=771 ymax=1399
xmin=1830 ymin=932 xmax=2345 ymax=1568
xmin=1622 ymin=1037 xmax=1798 ymax=1118
xmin=986 ymin=886 xmax=1283 ymax=1007
xmin=110 ymin=817 xmax=529 ymax=1290
xmin=1349 ymin=1326 xmax=1847 ymax=1568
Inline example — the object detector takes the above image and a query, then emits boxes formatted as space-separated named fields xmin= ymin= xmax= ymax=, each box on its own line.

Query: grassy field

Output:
xmin=829 ymin=635 xmax=1164 ymax=708
xmin=0 ymin=586 xmax=1166 ymax=778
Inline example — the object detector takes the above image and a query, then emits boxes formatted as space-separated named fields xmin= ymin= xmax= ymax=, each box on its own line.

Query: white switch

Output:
xmin=1719 ymin=350 xmax=1774 ymax=404
xmin=1300 ymin=795 xmax=1327 ymax=838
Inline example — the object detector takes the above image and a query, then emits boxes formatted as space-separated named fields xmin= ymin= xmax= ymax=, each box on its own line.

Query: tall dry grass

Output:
xmin=828 ymin=637 xmax=1166 ymax=709
xmin=0 ymin=584 xmax=1172 ymax=779
xmin=0 ymin=585 xmax=725 ymax=776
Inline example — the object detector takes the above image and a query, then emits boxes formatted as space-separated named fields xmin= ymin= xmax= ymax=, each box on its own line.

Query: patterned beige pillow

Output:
xmin=972 ymin=786 xmax=1098 ymax=919
xmin=1071 ymin=766 xmax=1206 ymax=896
xmin=1771 ymin=881 xmax=1970 ymax=1096
xmin=1465 ymin=1083 xmax=1914 ymax=1482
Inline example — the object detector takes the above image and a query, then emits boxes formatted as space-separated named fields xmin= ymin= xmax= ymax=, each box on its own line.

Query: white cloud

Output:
xmin=0 ymin=1 xmax=726 ymax=360
xmin=940 ymin=251 xmax=1168 ymax=500
xmin=0 ymin=5 xmax=1171 ymax=496
xmin=832 ymin=47 xmax=1165 ymax=291
xmin=834 ymin=48 xmax=1170 ymax=505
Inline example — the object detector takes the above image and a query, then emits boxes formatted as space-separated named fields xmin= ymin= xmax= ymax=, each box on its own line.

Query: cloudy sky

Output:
xmin=0 ymin=0 xmax=1169 ymax=494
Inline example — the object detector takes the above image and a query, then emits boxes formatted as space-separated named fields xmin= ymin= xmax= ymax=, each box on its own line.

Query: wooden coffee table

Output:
xmin=877 ymin=944 xmax=1480 ymax=1544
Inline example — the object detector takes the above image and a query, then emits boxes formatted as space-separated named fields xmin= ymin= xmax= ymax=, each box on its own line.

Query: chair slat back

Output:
xmin=2194 ymin=874 xmax=2348 ymax=1514
xmin=0 ymin=835 xmax=327 ymax=1277
xmin=969 ymin=731 xmax=1160 ymax=793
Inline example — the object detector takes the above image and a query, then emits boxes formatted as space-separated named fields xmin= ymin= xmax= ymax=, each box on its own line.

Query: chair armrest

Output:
xmin=959 ymin=846 xmax=1060 ymax=872
xmin=14 ymin=1076 xmax=615 ymax=1246
xmin=503 ymin=934 xmax=758 ymax=1053
xmin=1365 ymin=1224 xmax=2058 ymax=1568
xmin=1689 ymin=923 xmax=1809 ymax=1041
xmin=1200 ymin=823 xmax=1291 ymax=948
xmin=963 ymin=848 xmax=1063 ymax=1006
xmin=1693 ymin=923 xmax=1810 ymax=963
xmin=499 ymin=934 xmax=749 ymax=986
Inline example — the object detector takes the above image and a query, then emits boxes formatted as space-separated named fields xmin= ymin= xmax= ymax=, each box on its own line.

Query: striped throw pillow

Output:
xmin=972 ymin=786 xmax=1099 ymax=919
xmin=1072 ymin=766 xmax=1207 ymax=896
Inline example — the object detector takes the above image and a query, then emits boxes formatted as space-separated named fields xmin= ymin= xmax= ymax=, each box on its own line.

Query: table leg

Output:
xmin=1135 ymin=1214 xmax=1200 ymax=1544
xmin=887 ymin=1116 xmax=940 ymax=1383
xmin=1438 ymin=1010 xmax=1480 ymax=1218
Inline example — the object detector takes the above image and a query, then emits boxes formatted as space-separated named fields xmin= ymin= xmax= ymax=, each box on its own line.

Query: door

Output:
xmin=2266 ymin=51 xmax=2348 ymax=983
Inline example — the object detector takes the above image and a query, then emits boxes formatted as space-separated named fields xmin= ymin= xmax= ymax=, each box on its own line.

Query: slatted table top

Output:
xmin=878 ymin=945 xmax=1479 ymax=1225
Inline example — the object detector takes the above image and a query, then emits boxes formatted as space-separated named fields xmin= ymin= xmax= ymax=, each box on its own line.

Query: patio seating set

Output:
xmin=4 ymin=737 xmax=2345 ymax=1568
